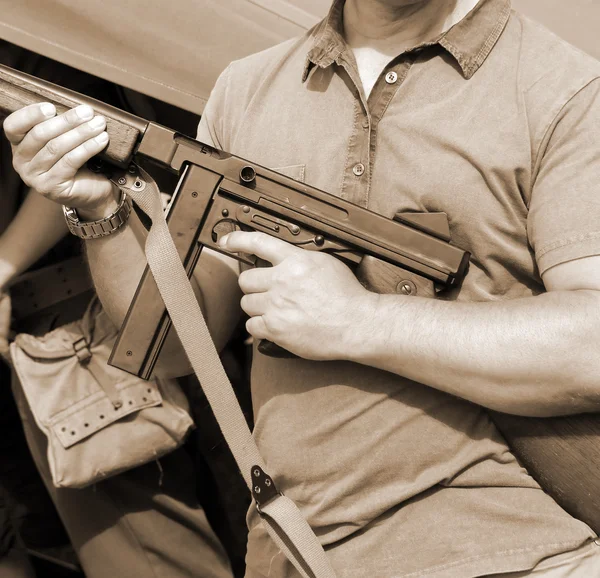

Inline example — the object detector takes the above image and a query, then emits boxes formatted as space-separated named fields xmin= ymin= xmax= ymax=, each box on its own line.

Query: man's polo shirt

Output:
xmin=197 ymin=0 xmax=600 ymax=576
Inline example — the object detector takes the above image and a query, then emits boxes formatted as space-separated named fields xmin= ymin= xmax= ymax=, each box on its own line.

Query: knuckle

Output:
xmin=62 ymin=150 xmax=79 ymax=169
xmin=270 ymin=291 xmax=285 ymax=310
xmin=249 ymin=235 xmax=262 ymax=253
xmin=11 ymin=152 xmax=23 ymax=173
xmin=2 ymin=116 xmax=14 ymax=136
xmin=30 ymin=123 xmax=47 ymax=143
xmin=288 ymin=260 xmax=307 ymax=278
xmin=271 ymin=267 xmax=284 ymax=284
xmin=260 ymin=315 xmax=276 ymax=336
xmin=43 ymin=138 xmax=59 ymax=157
xmin=78 ymin=121 xmax=94 ymax=137
xmin=12 ymin=158 xmax=32 ymax=184
xmin=251 ymin=231 xmax=268 ymax=248
xmin=64 ymin=109 xmax=81 ymax=126
xmin=83 ymin=138 xmax=97 ymax=152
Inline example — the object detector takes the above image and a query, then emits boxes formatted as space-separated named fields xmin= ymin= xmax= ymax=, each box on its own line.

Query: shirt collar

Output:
xmin=302 ymin=0 xmax=512 ymax=82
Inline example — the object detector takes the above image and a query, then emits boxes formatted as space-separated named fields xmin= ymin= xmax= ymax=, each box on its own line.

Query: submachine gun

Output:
xmin=0 ymin=62 xmax=470 ymax=377
xmin=1 ymin=63 xmax=599 ymax=537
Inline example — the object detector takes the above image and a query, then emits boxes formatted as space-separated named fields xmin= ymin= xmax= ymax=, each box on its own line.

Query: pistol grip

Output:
xmin=257 ymin=339 xmax=297 ymax=358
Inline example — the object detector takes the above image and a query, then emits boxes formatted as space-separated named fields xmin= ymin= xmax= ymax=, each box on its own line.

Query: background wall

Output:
xmin=512 ymin=0 xmax=599 ymax=60
xmin=0 ymin=0 xmax=597 ymax=113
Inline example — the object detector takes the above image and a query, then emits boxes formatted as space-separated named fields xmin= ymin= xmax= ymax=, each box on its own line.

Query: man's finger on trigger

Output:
xmin=53 ymin=132 xmax=109 ymax=178
xmin=220 ymin=231 xmax=296 ymax=265
xmin=3 ymin=102 xmax=56 ymax=145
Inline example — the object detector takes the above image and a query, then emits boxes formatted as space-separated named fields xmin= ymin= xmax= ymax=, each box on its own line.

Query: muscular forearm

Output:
xmin=84 ymin=210 xmax=148 ymax=325
xmin=350 ymin=289 xmax=600 ymax=417
xmin=0 ymin=189 xmax=68 ymax=289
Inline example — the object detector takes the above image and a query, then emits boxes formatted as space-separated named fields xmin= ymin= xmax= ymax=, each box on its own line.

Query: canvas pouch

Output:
xmin=9 ymin=297 xmax=194 ymax=488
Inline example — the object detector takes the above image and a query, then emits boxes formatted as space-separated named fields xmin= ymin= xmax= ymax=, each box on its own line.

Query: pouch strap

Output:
xmin=122 ymin=165 xmax=336 ymax=578
xmin=73 ymin=337 xmax=122 ymax=409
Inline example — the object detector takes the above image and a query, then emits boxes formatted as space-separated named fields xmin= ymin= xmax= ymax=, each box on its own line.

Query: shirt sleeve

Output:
xmin=196 ymin=64 xmax=232 ymax=150
xmin=528 ymin=77 xmax=600 ymax=276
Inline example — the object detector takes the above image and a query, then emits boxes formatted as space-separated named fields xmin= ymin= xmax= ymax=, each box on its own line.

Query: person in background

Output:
xmin=0 ymin=44 xmax=241 ymax=578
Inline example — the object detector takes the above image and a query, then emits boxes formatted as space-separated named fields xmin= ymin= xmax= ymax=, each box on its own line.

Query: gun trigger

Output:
xmin=393 ymin=212 xmax=451 ymax=242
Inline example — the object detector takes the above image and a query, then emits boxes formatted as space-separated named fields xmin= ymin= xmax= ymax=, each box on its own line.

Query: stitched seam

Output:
xmin=338 ymin=95 xmax=360 ymax=198
xmin=535 ymin=230 xmax=600 ymax=259
xmin=366 ymin=60 xmax=414 ymax=207
xmin=105 ymin=488 xmax=163 ymax=578
xmin=533 ymin=540 xmax=599 ymax=571
xmin=378 ymin=61 xmax=413 ymax=121
xmin=531 ymin=77 xmax=600 ymax=185
xmin=465 ymin=2 xmax=512 ymax=77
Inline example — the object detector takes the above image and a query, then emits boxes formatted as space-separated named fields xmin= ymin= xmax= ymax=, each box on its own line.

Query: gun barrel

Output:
xmin=0 ymin=63 xmax=148 ymax=167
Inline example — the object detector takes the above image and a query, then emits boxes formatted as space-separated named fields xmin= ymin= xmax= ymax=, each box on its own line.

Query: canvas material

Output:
xmin=9 ymin=297 xmax=194 ymax=488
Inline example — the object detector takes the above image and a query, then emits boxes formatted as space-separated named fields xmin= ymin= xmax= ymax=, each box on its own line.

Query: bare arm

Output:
xmin=349 ymin=260 xmax=600 ymax=417
xmin=0 ymin=189 xmax=68 ymax=290
xmin=0 ymin=189 xmax=70 ymax=359
xmin=222 ymin=231 xmax=600 ymax=418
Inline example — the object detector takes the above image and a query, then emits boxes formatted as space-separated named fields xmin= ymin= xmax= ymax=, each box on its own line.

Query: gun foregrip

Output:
xmin=0 ymin=63 xmax=147 ymax=167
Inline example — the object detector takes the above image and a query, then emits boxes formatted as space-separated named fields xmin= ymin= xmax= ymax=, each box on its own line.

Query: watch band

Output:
xmin=63 ymin=191 xmax=132 ymax=239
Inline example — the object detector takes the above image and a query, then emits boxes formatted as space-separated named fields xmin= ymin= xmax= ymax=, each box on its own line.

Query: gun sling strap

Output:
xmin=120 ymin=167 xmax=336 ymax=578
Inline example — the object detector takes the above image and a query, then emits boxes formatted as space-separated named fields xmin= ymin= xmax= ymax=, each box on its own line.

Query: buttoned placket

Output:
xmin=334 ymin=51 xmax=414 ymax=208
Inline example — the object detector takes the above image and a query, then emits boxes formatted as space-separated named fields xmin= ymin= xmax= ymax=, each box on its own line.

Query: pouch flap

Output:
xmin=51 ymin=381 xmax=162 ymax=448
xmin=14 ymin=323 xmax=86 ymax=360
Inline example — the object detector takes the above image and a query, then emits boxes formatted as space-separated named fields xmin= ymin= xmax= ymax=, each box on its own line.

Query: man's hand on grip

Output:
xmin=4 ymin=102 xmax=117 ymax=217
xmin=219 ymin=230 xmax=379 ymax=361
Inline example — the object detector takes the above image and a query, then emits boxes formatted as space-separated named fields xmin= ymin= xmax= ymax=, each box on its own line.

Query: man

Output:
xmin=5 ymin=0 xmax=600 ymax=575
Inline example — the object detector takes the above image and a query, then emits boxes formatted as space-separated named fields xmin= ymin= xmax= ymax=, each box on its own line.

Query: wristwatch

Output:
xmin=63 ymin=191 xmax=132 ymax=239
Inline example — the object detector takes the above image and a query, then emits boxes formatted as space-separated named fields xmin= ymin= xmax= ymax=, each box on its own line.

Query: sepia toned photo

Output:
xmin=0 ymin=1 xmax=599 ymax=577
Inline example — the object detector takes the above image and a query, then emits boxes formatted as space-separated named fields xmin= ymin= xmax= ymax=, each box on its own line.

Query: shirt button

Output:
xmin=353 ymin=163 xmax=365 ymax=176
xmin=362 ymin=118 xmax=369 ymax=129
xmin=385 ymin=71 xmax=398 ymax=84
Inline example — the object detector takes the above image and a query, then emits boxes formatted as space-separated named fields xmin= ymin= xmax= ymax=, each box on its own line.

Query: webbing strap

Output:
xmin=122 ymin=167 xmax=336 ymax=578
